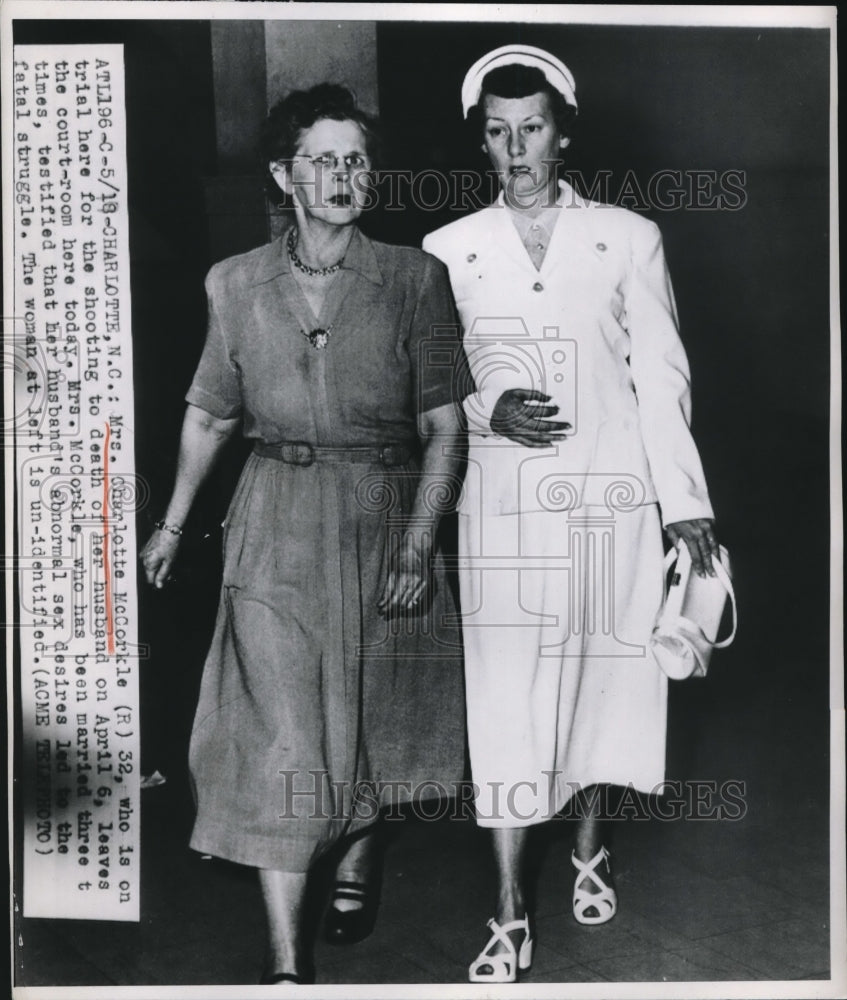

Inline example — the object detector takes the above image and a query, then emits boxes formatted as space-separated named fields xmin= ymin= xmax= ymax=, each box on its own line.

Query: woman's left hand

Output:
xmin=665 ymin=518 xmax=720 ymax=577
xmin=378 ymin=533 xmax=430 ymax=616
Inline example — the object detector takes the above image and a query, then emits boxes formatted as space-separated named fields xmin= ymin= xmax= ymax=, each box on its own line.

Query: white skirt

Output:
xmin=458 ymin=502 xmax=667 ymax=828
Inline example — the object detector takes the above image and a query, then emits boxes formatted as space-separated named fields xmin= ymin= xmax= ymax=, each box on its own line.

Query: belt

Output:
xmin=253 ymin=440 xmax=415 ymax=468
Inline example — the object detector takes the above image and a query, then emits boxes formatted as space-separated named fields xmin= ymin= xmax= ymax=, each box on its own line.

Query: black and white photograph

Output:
xmin=3 ymin=3 xmax=844 ymax=997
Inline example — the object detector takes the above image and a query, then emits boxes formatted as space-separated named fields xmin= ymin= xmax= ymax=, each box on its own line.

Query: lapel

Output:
xmin=245 ymin=236 xmax=305 ymax=344
xmin=325 ymin=227 xmax=385 ymax=336
xmin=489 ymin=196 xmax=539 ymax=274
xmin=540 ymin=180 xmax=606 ymax=278
xmin=246 ymin=227 xmax=385 ymax=341
xmin=486 ymin=180 xmax=603 ymax=277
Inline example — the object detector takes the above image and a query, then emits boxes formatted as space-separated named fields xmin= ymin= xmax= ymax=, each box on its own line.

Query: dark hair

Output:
xmin=261 ymin=83 xmax=380 ymax=204
xmin=467 ymin=64 xmax=577 ymax=140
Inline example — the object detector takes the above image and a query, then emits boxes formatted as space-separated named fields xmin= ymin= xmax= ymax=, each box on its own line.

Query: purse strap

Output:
xmin=663 ymin=545 xmax=737 ymax=649
xmin=709 ymin=557 xmax=737 ymax=648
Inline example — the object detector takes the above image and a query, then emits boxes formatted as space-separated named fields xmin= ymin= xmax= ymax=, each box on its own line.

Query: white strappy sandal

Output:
xmin=468 ymin=914 xmax=534 ymax=983
xmin=571 ymin=846 xmax=618 ymax=925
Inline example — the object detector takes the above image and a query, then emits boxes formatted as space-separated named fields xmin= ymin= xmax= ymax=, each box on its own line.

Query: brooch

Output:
xmin=303 ymin=325 xmax=333 ymax=350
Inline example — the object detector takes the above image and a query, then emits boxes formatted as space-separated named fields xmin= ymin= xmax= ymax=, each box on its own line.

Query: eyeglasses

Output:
xmin=291 ymin=152 xmax=371 ymax=171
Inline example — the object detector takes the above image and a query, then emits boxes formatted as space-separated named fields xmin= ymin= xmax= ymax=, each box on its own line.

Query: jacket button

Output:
xmin=532 ymin=281 xmax=544 ymax=292
xmin=466 ymin=253 xmax=477 ymax=263
xmin=596 ymin=242 xmax=607 ymax=252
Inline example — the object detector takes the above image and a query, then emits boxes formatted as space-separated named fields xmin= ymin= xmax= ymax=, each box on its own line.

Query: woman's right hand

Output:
xmin=490 ymin=388 xmax=571 ymax=448
xmin=378 ymin=532 xmax=430 ymax=616
xmin=139 ymin=529 xmax=181 ymax=589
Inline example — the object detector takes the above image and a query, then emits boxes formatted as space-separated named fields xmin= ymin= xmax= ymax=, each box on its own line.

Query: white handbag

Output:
xmin=651 ymin=543 xmax=737 ymax=680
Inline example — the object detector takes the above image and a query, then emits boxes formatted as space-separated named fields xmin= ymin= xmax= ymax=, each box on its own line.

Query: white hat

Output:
xmin=461 ymin=44 xmax=578 ymax=118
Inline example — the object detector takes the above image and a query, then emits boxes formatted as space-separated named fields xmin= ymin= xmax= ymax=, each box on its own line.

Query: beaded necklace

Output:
xmin=287 ymin=227 xmax=346 ymax=277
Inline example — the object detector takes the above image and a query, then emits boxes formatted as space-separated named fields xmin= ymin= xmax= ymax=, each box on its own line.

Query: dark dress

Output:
xmin=185 ymin=227 xmax=466 ymax=871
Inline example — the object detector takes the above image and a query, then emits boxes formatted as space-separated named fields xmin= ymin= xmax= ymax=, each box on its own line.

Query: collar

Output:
xmin=249 ymin=224 xmax=383 ymax=287
xmin=496 ymin=178 xmax=589 ymax=213
xmin=507 ymin=203 xmax=561 ymax=242
xmin=492 ymin=178 xmax=596 ymax=274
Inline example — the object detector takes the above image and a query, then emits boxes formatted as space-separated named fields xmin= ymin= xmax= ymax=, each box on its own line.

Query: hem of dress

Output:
xmin=472 ymin=771 xmax=667 ymax=829
xmin=189 ymin=813 xmax=376 ymax=872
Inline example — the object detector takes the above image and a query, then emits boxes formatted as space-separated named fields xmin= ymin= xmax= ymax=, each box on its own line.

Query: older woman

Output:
xmin=423 ymin=46 xmax=720 ymax=982
xmin=140 ymin=84 xmax=465 ymax=984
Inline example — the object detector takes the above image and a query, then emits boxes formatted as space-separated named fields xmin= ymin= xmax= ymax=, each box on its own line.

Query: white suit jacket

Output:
xmin=422 ymin=181 xmax=714 ymax=526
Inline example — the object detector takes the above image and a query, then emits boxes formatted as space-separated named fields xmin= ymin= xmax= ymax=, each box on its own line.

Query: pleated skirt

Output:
xmin=188 ymin=453 xmax=466 ymax=870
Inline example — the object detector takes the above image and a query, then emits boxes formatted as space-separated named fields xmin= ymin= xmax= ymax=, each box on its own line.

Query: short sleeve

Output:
xmin=185 ymin=269 xmax=243 ymax=419
xmin=409 ymin=255 xmax=474 ymax=415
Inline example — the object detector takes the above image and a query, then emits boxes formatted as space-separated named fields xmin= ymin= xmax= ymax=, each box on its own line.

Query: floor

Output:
xmin=14 ymin=713 xmax=834 ymax=991
xmin=12 ymin=453 xmax=838 ymax=995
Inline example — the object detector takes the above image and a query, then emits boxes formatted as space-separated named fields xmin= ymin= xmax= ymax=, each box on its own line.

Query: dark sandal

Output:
xmin=260 ymin=972 xmax=301 ymax=985
xmin=259 ymin=962 xmax=314 ymax=985
xmin=323 ymin=879 xmax=379 ymax=945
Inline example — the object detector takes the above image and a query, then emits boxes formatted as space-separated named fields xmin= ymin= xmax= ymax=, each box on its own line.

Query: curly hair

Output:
xmin=261 ymin=83 xmax=380 ymax=204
